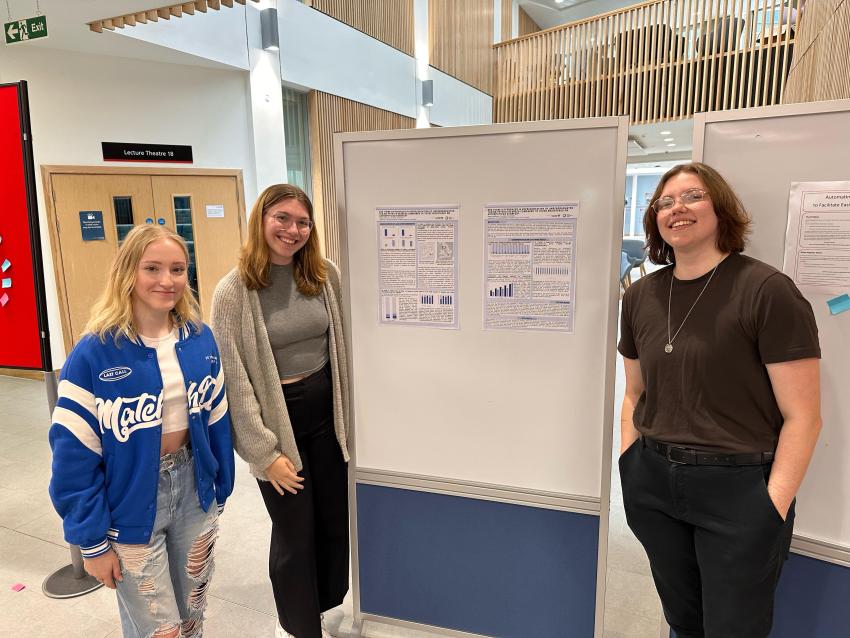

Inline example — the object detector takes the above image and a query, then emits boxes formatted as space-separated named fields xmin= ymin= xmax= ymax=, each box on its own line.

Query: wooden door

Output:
xmin=151 ymin=175 xmax=244 ymax=320
xmin=48 ymin=173 xmax=155 ymax=345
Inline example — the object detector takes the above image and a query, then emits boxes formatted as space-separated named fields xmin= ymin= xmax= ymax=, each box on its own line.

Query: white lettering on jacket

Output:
xmin=94 ymin=375 xmax=217 ymax=442
xmin=96 ymin=393 xmax=163 ymax=442
xmin=188 ymin=375 xmax=218 ymax=414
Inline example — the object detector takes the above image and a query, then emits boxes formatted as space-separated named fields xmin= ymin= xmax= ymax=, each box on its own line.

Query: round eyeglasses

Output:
xmin=652 ymin=188 xmax=709 ymax=213
xmin=267 ymin=212 xmax=314 ymax=232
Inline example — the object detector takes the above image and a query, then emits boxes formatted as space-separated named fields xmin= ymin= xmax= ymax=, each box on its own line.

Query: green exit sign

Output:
xmin=5 ymin=15 xmax=48 ymax=45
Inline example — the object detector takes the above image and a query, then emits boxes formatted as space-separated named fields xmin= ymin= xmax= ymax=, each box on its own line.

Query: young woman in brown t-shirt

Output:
xmin=618 ymin=162 xmax=821 ymax=638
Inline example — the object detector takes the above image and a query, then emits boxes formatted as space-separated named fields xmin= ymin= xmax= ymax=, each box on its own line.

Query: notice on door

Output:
xmin=377 ymin=204 xmax=459 ymax=329
xmin=483 ymin=201 xmax=579 ymax=332
xmin=206 ymin=204 xmax=225 ymax=218
xmin=784 ymin=182 xmax=850 ymax=294
xmin=79 ymin=211 xmax=105 ymax=241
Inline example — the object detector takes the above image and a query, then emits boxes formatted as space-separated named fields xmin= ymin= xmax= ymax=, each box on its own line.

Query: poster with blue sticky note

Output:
xmin=80 ymin=210 xmax=106 ymax=241
xmin=827 ymin=294 xmax=850 ymax=316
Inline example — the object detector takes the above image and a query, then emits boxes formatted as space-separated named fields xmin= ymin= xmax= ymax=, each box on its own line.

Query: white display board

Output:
xmin=694 ymin=100 xmax=850 ymax=556
xmin=335 ymin=119 xmax=627 ymax=499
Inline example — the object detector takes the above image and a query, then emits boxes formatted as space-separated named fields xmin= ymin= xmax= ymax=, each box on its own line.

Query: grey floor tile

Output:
xmin=203 ymin=594 xmax=276 ymax=637
xmin=0 ymin=586 xmax=117 ymax=638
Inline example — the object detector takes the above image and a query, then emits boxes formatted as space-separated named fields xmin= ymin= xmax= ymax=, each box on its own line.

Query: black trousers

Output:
xmin=620 ymin=438 xmax=794 ymax=638
xmin=257 ymin=364 xmax=349 ymax=638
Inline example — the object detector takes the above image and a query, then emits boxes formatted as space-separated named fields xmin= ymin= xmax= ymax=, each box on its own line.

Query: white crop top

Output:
xmin=139 ymin=329 xmax=189 ymax=435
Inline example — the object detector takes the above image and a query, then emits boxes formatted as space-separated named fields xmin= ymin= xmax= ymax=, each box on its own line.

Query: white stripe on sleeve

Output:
xmin=58 ymin=380 xmax=98 ymax=419
xmin=53 ymin=406 xmax=103 ymax=456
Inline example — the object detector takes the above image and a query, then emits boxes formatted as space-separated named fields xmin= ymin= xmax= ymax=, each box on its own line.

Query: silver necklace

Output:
xmin=665 ymin=262 xmax=721 ymax=354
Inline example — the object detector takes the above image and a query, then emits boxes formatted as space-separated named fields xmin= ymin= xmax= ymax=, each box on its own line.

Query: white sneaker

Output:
xmin=275 ymin=621 xmax=295 ymax=638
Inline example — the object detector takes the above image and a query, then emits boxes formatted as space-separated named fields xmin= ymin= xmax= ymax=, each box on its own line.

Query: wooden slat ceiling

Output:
xmin=88 ymin=0 xmax=258 ymax=34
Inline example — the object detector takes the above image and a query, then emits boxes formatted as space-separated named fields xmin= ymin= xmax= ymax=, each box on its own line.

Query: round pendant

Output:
xmin=664 ymin=343 xmax=673 ymax=354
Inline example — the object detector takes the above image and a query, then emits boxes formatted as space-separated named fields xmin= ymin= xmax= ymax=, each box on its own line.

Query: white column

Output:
xmin=413 ymin=0 xmax=431 ymax=127
xmin=245 ymin=0 xmax=286 ymax=202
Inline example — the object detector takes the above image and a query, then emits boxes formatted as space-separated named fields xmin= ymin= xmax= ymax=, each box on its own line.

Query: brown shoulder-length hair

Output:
xmin=238 ymin=184 xmax=327 ymax=295
xmin=643 ymin=162 xmax=751 ymax=265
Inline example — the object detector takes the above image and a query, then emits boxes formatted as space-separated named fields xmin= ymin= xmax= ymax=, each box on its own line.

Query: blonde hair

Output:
xmin=238 ymin=184 xmax=327 ymax=296
xmin=85 ymin=225 xmax=202 ymax=342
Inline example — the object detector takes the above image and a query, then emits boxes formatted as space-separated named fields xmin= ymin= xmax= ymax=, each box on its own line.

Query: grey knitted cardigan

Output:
xmin=210 ymin=261 xmax=350 ymax=479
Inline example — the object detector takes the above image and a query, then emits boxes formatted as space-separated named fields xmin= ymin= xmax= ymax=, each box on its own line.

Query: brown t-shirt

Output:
xmin=618 ymin=253 xmax=820 ymax=453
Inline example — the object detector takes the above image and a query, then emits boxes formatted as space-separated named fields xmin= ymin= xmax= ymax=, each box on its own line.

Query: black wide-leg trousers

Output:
xmin=620 ymin=437 xmax=794 ymax=638
xmin=258 ymin=364 xmax=349 ymax=638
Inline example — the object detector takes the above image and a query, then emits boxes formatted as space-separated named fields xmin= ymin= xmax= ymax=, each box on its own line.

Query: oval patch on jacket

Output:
xmin=99 ymin=366 xmax=133 ymax=382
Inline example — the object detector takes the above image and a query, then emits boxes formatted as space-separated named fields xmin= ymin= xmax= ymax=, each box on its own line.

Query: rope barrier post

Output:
xmin=41 ymin=369 xmax=103 ymax=599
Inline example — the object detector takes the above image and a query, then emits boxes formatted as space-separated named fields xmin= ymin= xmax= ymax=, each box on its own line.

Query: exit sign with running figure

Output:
xmin=5 ymin=15 xmax=48 ymax=45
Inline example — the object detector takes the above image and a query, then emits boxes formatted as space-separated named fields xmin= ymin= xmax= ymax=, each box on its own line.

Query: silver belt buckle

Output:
xmin=666 ymin=446 xmax=693 ymax=465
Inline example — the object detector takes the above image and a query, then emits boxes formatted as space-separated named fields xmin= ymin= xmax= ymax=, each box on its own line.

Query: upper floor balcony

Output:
xmin=494 ymin=0 xmax=800 ymax=124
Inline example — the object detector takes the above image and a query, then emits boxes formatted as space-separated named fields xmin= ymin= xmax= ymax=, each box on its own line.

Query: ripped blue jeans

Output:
xmin=113 ymin=446 xmax=219 ymax=638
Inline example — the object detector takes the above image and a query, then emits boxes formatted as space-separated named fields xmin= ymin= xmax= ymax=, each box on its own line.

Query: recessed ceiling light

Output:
xmin=667 ymin=143 xmax=677 ymax=147
xmin=660 ymin=130 xmax=672 ymax=135
xmin=664 ymin=137 xmax=674 ymax=142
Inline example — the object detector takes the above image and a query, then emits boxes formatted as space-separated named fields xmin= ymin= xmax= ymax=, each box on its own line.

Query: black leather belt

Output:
xmin=644 ymin=436 xmax=774 ymax=466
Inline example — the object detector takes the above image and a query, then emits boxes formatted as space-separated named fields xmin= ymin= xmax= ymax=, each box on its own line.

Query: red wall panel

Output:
xmin=0 ymin=83 xmax=50 ymax=370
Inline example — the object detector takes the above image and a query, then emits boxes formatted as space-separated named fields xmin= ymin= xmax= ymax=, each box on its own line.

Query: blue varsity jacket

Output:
xmin=48 ymin=324 xmax=235 ymax=558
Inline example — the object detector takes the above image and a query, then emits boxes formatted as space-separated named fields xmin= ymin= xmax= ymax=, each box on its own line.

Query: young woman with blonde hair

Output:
xmin=49 ymin=224 xmax=235 ymax=638
xmin=211 ymin=184 xmax=350 ymax=638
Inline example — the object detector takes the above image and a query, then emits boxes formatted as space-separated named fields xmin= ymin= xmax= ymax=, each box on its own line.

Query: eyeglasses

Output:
xmin=267 ymin=212 xmax=314 ymax=232
xmin=652 ymin=188 xmax=709 ymax=213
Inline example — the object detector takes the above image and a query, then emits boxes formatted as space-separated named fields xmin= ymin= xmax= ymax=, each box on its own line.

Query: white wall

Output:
xmin=114 ymin=3 xmax=250 ymax=70
xmin=0 ymin=47 xmax=256 ymax=366
xmin=279 ymin=0 xmax=491 ymax=127
xmin=429 ymin=67 xmax=492 ymax=127
xmin=279 ymin=0 xmax=417 ymax=118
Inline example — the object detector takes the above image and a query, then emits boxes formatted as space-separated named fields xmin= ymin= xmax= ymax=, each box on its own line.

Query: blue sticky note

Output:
xmin=1 ymin=278 xmax=10 ymax=289
xmin=827 ymin=294 xmax=850 ymax=316
xmin=1 ymin=259 xmax=10 ymax=272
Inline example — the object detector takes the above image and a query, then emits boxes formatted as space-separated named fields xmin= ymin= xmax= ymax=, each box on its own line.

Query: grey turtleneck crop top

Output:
xmin=257 ymin=263 xmax=329 ymax=380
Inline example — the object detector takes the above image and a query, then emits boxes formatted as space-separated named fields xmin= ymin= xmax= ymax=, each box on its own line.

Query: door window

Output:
xmin=113 ymin=196 xmax=134 ymax=244
xmin=173 ymin=196 xmax=199 ymax=293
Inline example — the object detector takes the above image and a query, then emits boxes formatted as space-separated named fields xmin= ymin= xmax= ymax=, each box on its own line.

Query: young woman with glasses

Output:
xmin=211 ymin=184 xmax=350 ymax=638
xmin=618 ymin=163 xmax=821 ymax=637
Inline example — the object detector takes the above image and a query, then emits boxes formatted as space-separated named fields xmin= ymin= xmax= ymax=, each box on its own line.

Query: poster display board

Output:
xmin=0 ymin=81 xmax=51 ymax=371
xmin=693 ymin=101 xmax=850 ymax=562
xmin=335 ymin=119 xmax=628 ymax=638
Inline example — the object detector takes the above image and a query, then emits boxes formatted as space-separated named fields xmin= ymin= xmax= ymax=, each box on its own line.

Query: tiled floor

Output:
xmin=0 ymin=369 xmax=661 ymax=637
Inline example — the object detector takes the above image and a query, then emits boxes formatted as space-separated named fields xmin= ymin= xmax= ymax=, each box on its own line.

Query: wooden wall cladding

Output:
xmin=429 ymin=0 xmax=494 ymax=94
xmin=501 ymin=0 xmax=514 ymax=41
xmin=784 ymin=0 xmax=850 ymax=103
xmin=308 ymin=91 xmax=415 ymax=264
xmin=519 ymin=6 xmax=541 ymax=37
xmin=494 ymin=0 xmax=799 ymax=125
xmin=305 ymin=0 xmax=415 ymax=55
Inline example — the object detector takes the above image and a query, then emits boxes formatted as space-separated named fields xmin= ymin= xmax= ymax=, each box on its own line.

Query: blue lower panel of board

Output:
xmin=356 ymin=483 xmax=600 ymax=638
xmin=669 ymin=553 xmax=850 ymax=638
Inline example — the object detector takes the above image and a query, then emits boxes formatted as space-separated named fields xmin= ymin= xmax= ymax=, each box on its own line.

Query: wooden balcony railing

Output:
xmin=493 ymin=0 xmax=798 ymax=124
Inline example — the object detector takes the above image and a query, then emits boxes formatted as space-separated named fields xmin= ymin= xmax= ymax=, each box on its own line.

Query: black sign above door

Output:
xmin=102 ymin=142 xmax=193 ymax=163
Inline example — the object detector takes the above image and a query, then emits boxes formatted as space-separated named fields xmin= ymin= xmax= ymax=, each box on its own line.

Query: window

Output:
xmin=113 ymin=196 xmax=134 ymax=244
xmin=173 ymin=196 xmax=198 ymax=293
xmin=282 ymin=86 xmax=312 ymax=196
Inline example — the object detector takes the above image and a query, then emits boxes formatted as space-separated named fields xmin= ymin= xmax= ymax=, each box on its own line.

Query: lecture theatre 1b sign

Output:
xmin=102 ymin=142 xmax=193 ymax=163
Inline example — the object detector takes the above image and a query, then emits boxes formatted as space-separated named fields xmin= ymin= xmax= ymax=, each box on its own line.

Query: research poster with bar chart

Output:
xmin=483 ymin=201 xmax=578 ymax=332
xmin=377 ymin=204 xmax=459 ymax=329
